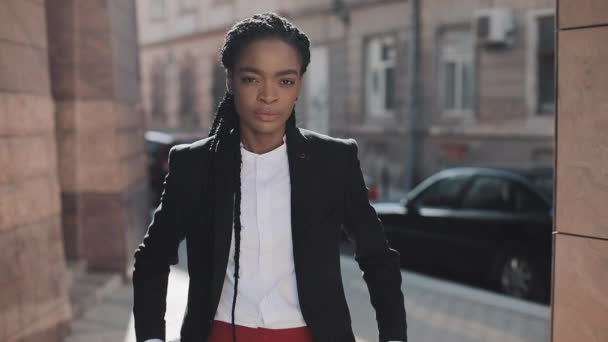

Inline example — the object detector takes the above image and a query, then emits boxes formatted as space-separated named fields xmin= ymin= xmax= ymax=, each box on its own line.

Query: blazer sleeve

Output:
xmin=132 ymin=145 xmax=188 ymax=342
xmin=342 ymin=138 xmax=408 ymax=342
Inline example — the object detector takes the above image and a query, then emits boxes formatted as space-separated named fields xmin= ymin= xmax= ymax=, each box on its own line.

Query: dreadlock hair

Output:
xmin=207 ymin=12 xmax=311 ymax=342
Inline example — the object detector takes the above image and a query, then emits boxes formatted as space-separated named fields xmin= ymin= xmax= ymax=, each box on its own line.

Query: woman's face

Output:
xmin=228 ymin=38 xmax=303 ymax=137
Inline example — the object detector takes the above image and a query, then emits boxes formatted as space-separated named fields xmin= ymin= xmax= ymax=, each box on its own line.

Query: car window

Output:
xmin=530 ymin=175 xmax=554 ymax=201
xmin=512 ymin=183 xmax=548 ymax=212
xmin=415 ymin=175 xmax=470 ymax=208
xmin=461 ymin=176 xmax=512 ymax=211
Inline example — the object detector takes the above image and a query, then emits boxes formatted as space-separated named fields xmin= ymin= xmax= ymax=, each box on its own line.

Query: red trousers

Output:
xmin=208 ymin=320 xmax=314 ymax=342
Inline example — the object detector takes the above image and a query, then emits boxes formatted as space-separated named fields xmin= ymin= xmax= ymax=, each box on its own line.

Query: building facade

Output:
xmin=0 ymin=1 xmax=145 ymax=340
xmin=137 ymin=0 xmax=554 ymax=199
xmin=417 ymin=0 xmax=555 ymax=181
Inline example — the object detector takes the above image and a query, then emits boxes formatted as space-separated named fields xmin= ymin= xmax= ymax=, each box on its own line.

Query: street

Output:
xmin=66 ymin=241 xmax=550 ymax=342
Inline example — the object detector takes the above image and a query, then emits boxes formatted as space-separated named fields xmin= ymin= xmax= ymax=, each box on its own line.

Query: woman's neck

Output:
xmin=239 ymin=126 xmax=286 ymax=154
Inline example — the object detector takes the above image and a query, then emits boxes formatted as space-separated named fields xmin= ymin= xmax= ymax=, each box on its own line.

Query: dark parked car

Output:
xmin=373 ymin=167 xmax=553 ymax=302
xmin=146 ymin=130 xmax=203 ymax=207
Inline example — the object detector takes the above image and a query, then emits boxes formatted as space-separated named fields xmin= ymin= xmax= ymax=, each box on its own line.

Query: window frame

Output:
xmin=364 ymin=33 xmax=398 ymax=119
xmin=437 ymin=27 xmax=476 ymax=118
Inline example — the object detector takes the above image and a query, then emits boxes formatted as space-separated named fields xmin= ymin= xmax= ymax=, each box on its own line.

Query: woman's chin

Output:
xmin=243 ymin=121 xmax=287 ymax=135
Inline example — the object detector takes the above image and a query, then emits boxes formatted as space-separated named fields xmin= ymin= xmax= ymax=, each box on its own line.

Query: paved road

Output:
xmin=65 ymin=241 xmax=550 ymax=342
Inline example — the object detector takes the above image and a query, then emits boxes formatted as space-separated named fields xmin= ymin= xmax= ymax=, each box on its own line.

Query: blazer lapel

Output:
xmin=286 ymin=124 xmax=314 ymax=234
xmin=285 ymin=125 xmax=315 ymax=315
xmin=209 ymin=129 xmax=238 ymax=315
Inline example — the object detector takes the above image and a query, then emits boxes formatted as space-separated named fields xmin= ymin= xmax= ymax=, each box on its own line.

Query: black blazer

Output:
xmin=132 ymin=124 xmax=407 ymax=342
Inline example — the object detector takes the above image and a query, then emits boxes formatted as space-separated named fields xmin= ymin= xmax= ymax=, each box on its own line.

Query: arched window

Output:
xmin=150 ymin=62 xmax=167 ymax=123
xmin=178 ymin=57 xmax=198 ymax=125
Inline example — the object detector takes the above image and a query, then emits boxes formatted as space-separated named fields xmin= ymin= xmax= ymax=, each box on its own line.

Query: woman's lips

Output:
xmin=254 ymin=110 xmax=280 ymax=121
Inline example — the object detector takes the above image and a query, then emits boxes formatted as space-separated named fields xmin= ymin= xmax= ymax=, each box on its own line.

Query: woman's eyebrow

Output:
xmin=238 ymin=66 xmax=299 ymax=76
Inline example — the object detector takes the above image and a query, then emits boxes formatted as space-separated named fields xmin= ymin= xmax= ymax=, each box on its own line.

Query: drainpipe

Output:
xmin=405 ymin=0 xmax=420 ymax=191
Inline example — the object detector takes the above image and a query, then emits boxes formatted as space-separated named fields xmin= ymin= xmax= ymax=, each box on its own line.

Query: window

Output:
xmin=536 ymin=15 xmax=555 ymax=114
xmin=415 ymin=175 xmax=471 ymax=208
xmin=461 ymin=177 xmax=512 ymax=211
xmin=365 ymin=35 xmax=397 ymax=117
xmin=212 ymin=63 xmax=227 ymax=111
xmin=476 ymin=17 xmax=489 ymax=39
xmin=512 ymin=184 xmax=548 ymax=212
xmin=178 ymin=60 xmax=198 ymax=124
xmin=150 ymin=0 xmax=166 ymax=21
xmin=439 ymin=30 xmax=475 ymax=114
xmin=150 ymin=63 xmax=167 ymax=120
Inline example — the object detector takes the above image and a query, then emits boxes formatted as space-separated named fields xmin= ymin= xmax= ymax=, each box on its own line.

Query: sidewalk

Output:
xmin=341 ymin=256 xmax=550 ymax=342
xmin=64 ymin=242 xmax=550 ymax=342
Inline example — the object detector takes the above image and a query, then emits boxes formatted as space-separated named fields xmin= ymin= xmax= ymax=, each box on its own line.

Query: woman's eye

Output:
xmin=241 ymin=77 xmax=257 ymax=84
xmin=281 ymin=79 xmax=295 ymax=86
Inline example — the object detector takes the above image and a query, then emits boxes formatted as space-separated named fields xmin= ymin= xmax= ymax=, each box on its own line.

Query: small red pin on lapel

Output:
xmin=299 ymin=152 xmax=306 ymax=159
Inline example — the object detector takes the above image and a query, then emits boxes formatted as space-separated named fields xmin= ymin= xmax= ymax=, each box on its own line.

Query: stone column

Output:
xmin=47 ymin=0 xmax=148 ymax=273
xmin=552 ymin=1 xmax=608 ymax=341
xmin=0 ymin=0 xmax=71 ymax=340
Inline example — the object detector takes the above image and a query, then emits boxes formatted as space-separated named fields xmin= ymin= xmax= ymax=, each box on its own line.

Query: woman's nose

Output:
xmin=258 ymin=83 xmax=278 ymax=104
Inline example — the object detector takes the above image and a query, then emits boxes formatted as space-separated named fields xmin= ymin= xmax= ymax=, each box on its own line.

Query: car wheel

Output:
xmin=494 ymin=251 xmax=540 ymax=300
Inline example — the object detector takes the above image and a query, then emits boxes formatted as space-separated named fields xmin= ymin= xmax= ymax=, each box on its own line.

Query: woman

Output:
xmin=133 ymin=12 xmax=407 ymax=342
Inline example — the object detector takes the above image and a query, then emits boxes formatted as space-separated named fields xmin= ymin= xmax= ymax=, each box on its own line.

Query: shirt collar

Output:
xmin=240 ymin=134 xmax=287 ymax=163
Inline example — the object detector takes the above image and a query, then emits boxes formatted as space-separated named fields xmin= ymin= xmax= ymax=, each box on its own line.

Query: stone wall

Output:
xmin=47 ymin=0 xmax=147 ymax=272
xmin=0 ymin=0 xmax=71 ymax=340
xmin=552 ymin=1 xmax=608 ymax=341
xmin=0 ymin=1 xmax=145 ymax=340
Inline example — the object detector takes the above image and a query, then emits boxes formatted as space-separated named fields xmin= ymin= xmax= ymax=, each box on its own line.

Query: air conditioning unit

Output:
xmin=474 ymin=8 xmax=515 ymax=47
